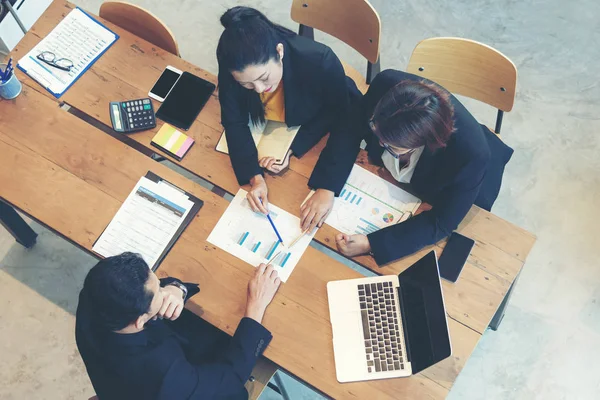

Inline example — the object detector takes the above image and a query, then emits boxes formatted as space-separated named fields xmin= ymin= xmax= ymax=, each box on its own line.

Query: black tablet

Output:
xmin=156 ymin=71 xmax=216 ymax=131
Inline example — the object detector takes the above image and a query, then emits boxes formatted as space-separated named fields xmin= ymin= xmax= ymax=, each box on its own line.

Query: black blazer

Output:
xmin=219 ymin=34 xmax=362 ymax=194
xmin=75 ymin=277 xmax=272 ymax=400
xmin=360 ymin=70 xmax=514 ymax=265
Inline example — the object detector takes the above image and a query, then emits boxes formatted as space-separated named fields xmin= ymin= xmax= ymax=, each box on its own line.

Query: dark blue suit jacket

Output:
xmin=219 ymin=34 xmax=363 ymax=195
xmin=75 ymin=278 xmax=272 ymax=400
xmin=361 ymin=70 xmax=514 ymax=265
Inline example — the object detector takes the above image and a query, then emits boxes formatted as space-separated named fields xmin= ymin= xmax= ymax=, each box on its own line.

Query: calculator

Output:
xmin=109 ymin=98 xmax=157 ymax=133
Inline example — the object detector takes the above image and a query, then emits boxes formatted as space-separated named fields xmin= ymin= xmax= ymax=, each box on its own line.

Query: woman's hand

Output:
xmin=247 ymin=174 xmax=269 ymax=214
xmin=335 ymin=233 xmax=372 ymax=257
xmin=300 ymin=189 xmax=335 ymax=232
xmin=259 ymin=150 xmax=292 ymax=174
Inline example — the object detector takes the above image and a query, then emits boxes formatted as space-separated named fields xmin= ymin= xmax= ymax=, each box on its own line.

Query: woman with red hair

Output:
xmin=336 ymin=70 xmax=513 ymax=265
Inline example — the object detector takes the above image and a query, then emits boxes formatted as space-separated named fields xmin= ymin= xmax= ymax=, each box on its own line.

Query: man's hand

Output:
xmin=300 ymin=189 xmax=335 ymax=232
xmin=156 ymin=285 xmax=185 ymax=321
xmin=245 ymin=263 xmax=281 ymax=323
xmin=247 ymin=175 xmax=269 ymax=214
xmin=259 ymin=149 xmax=292 ymax=174
xmin=335 ymin=233 xmax=372 ymax=257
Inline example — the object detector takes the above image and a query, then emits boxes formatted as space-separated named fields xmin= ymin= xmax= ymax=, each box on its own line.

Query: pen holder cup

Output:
xmin=0 ymin=63 xmax=23 ymax=100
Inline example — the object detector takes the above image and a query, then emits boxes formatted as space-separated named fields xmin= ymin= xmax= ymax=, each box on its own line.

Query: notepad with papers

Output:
xmin=216 ymin=120 xmax=300 ymax=164
xmin=17 ymin=7 xmax=118 ymax=98
xmin=92 ymin=172 xmax=203 ymax=270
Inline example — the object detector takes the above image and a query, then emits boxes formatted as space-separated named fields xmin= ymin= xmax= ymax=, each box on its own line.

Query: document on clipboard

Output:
xmin=17 ymin=7 xmax=118 ymax=98
xmin=92 ymin=172 xmax=203 ymax=271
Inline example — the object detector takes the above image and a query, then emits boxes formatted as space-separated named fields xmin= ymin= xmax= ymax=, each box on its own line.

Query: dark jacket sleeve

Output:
xmin=219 ymin=73 xmax=263 ymax=185
xmin=367 ymin=151 xmax=489 ymax=265
xmin=306 ymin=50 xmax=364 ymax=194
xmin=157 ymin=317 xmax=273 ymax=399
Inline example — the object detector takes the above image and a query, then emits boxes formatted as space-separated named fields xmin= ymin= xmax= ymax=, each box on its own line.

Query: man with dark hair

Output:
xmin=75 ymin=252 xmax=281 ymax=400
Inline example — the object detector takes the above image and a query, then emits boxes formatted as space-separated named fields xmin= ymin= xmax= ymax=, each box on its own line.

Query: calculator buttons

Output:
xmin=112 ymin=98 xmax=156 ymax=134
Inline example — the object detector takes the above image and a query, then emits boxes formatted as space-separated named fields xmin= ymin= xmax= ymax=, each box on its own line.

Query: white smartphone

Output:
xmin=148 ymin=65 xmax=182 ymax=102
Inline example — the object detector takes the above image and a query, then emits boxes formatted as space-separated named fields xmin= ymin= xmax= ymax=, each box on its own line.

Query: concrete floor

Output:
xmin=2 ymin=0 xmax=600 ymax=398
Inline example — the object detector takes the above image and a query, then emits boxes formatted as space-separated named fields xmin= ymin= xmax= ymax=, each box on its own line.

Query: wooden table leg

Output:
xmin=489 ymin=272 xmax=520 ymax=331
xmin=0 ymin=200 xmax=37 ymax=248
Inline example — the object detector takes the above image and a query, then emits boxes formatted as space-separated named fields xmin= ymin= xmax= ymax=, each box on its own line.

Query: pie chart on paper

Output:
xmin=382 ymin=213 xmax=394 ymax=223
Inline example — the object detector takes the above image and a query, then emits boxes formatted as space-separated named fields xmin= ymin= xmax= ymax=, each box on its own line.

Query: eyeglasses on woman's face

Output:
xmin=369 ymin=117 xmax=415 ymax=159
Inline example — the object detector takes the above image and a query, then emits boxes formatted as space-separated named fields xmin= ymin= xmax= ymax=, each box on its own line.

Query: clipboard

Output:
xmin=92 ymin=171 xmax=203 ymax=271
xmin=145 ymin=171 xmax=203 ymax=271
xmin=17 ymin=7 xmax=119 ymax=98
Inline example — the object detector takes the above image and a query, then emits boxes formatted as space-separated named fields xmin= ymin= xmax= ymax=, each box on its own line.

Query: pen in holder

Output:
xmin=0 ymin=63 xmax=22 ymax=100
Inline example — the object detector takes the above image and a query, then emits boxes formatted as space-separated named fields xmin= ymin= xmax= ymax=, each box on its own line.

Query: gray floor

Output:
xmin=2 ymin=0 xmax=600 ymax=398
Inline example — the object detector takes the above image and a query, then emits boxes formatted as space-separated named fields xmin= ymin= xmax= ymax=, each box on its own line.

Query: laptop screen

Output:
xmin=398 ymin=251 xmax=451 ymax=374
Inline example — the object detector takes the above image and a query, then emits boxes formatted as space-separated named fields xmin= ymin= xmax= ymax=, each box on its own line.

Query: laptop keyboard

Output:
xmin=359 ymin=281 xmax=405 ymax=373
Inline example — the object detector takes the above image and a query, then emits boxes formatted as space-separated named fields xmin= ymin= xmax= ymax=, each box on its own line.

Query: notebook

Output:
xmin=216 ymin=120 xmax=300 ymax=164
xmin=151 ymin=124 xmax=195 ymax=161
xmin=17 ymin=7 xmax=118 ymax=98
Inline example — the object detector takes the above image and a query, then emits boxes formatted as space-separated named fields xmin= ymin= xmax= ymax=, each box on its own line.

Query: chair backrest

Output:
xmin=406 ymin=37 xmax=517 ymax=112
xmin=99 ymin=1 xmax=179 ymax=56
xmin=290 ymin=0 xmax=380 ymax=64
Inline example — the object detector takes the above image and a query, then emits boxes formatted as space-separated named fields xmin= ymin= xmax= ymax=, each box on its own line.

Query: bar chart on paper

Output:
xmin=233 ymin=223 xmax=293 ymax=268
xmin=208 ymin=190 xmax=315 ymax=282
xmin=304 ymin=165 xmax=422 ymax=235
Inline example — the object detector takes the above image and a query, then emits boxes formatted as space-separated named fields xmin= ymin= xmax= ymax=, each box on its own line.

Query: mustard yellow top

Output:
xmin=260 ymin=83 xmax=285 ymax=122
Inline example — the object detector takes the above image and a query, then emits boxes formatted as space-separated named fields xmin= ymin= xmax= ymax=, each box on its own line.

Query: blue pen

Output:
xmin=260 ymin=199 xmax=285 ymax=245
xmin=5 ymin=58 xmax=12 ymax=75
xmin=266 ymin=213 xmax=285 ymax=245
xmin=4 ymin=66 xmax=12 ymax=82
xmin=2 ymin=58 xmax=12 ymax=82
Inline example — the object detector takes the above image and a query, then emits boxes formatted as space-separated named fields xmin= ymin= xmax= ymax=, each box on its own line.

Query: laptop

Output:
xmin=327 ymin=250 xmax=452 ymax=382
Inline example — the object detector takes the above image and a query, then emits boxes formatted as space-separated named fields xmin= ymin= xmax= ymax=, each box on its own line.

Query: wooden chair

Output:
xmin=99 ymin=1 xmax=180 ymax=56
xmin=406 ymin=37 xmax=517 ymax=134
xmin=290 ymin=0 xmax=381 ymax=93
xmin=87 ymin=357 xmax=287 ymax=400
xmin=246 ymin=357 xmax=290 ymax=400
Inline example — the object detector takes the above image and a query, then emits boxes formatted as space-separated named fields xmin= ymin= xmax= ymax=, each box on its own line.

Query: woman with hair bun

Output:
xmin=217 ymin=6 xmax=362 ymax=232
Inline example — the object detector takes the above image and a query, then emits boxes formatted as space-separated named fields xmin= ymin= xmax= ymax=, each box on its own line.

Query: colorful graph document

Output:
xmin=304 ymin=165 xmax=422 ymax=235
xmin=207 ymin=190 xmax=315 ymax=282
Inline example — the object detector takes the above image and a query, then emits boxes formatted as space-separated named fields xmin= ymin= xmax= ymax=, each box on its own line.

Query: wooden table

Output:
xmin=1 ymin=1 xmax=536 ymax=398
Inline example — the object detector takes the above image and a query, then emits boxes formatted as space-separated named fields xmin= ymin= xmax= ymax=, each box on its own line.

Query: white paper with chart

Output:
xmin=17 ymin=7 xmax=118 ymax=97
xmin=92 ymin=176 xmax=194 ymax=268
xmin=305 ymin=165 xmax=422 ymax=235
xmin=207 ymin=190 xmax=315 ymax=282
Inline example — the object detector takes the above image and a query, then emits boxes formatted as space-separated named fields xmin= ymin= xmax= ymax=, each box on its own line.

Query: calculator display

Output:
xmin=111 ymin=104 xmax=122 ymax=131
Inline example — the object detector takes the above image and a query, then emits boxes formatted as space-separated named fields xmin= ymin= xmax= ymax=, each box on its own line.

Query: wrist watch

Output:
xmin=167 ymin=281 xmax=188 ymax=300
